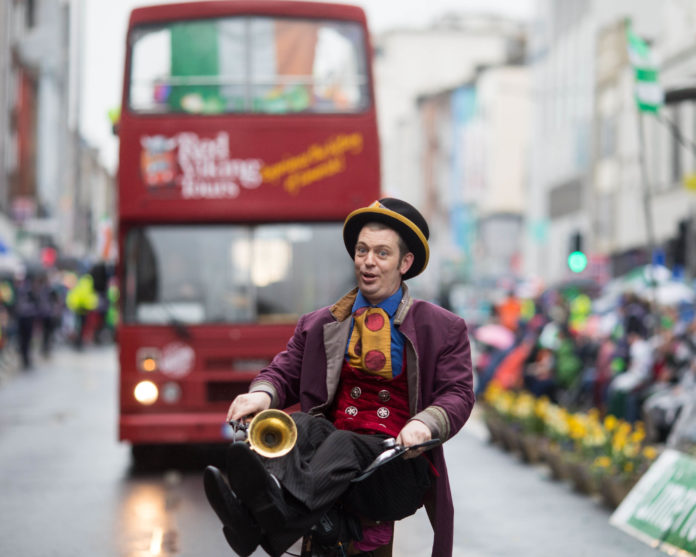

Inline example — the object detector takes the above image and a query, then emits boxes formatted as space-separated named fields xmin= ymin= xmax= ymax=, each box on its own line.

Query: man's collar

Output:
xmin=353 ymin=286 xmax=403 ymax=317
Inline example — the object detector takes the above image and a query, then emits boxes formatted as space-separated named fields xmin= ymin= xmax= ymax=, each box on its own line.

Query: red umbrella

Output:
xmin=492 ymin=341 xmax=534 ymax=390
xmin=474 ymin=324 xmax=515 ymax=350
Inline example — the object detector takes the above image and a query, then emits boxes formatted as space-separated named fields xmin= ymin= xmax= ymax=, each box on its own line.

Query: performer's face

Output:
xmin=354 ymin=225 xmax=413 ymax=305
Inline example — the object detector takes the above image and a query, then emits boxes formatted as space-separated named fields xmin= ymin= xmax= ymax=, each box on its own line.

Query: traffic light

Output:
xmin=567 ymin=232 xmax=587 ymax=273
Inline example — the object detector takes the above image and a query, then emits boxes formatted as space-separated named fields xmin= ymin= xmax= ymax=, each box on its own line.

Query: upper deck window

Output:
xmin=128 ymin=16 xmax=369 ymax=115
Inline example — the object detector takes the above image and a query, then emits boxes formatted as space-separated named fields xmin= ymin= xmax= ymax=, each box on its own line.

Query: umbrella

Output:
xmin=0 ymin=252 xmax=24 ymax=276
xmin=641 ymin=281 xmax=696 ymax=306
xmin=618 ymin=264 xmax=673 ymax=292
xmin=492 ymin=340 xmax=534 ymax=390
xmin=474 ymin=324 xmax=515 ymax=350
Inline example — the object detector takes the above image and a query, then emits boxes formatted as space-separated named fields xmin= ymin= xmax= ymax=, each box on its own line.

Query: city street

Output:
xmin=0 ymin=344 xmax=663 ymax=557
xmin=3 ymin=1 xmax=696 ymax=555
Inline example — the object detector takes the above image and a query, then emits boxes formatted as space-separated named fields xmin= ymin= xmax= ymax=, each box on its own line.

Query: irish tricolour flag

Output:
xmin=626 ymin=21 xmax=663 ymax=113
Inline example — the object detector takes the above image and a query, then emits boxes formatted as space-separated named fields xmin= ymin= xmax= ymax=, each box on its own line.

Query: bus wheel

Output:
xmin=131 ymin=444 xmax=168 ymax=470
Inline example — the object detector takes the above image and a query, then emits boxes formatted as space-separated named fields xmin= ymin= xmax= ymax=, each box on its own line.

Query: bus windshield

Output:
xmin=122 ymin=223 xmax=355 ymax=325
xmin=128 ymin=16 xmax=369 ymax=115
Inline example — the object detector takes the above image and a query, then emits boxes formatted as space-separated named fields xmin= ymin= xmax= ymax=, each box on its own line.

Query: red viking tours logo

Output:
xmin=139 ymin=132 xmax=263 ymax=199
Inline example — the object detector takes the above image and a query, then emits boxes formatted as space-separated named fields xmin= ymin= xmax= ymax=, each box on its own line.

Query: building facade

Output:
xmin=373 ymin=14 xmax=527 ymax=301
xmin=528 ymin=0 xmax=696 ymax=285
xmin=374 ymin=14 xmax=526 ymax=204
xmin=0 ymin=0 xmax=114 ymax=270
xmin=418 ymin=65 xmax=530 ymax=294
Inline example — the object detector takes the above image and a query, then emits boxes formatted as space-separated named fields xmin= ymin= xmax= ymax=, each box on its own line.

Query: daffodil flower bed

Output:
xmin=589 ymin=416 xmax=659 ymax=480
xmin=480 ymin=384 xmax=660 ymax=500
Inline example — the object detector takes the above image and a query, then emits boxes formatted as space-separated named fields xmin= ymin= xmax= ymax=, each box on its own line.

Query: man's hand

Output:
xmin=396 ymin=419 xmax=432 ymax=459
xmin=226 ymin=392 xmax=271 ymax=423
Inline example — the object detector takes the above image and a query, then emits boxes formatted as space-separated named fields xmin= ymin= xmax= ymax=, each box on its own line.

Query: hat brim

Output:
xmin=343 ymin=206 xmax=429 ymax=280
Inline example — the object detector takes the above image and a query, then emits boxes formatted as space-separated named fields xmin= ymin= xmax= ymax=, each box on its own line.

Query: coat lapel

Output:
xmin=394 ymin=284 xmax=420 ymax=415
xmin=323 ymin=319 xmax=352 ymax=402
xmin=319 ymin=288 xmax=358 ymax=409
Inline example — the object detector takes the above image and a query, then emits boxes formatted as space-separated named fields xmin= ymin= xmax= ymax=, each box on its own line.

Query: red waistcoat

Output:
xmin=330 ymin=360 xmax=410 ymax=438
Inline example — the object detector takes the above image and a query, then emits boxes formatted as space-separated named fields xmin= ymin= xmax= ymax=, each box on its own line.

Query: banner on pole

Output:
xmin=626 ymin=21 xmax=663 ymax=114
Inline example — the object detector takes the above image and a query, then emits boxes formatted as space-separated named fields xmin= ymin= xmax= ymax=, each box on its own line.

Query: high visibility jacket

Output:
xmin=66 ymin=275 xmax=99 ymax=314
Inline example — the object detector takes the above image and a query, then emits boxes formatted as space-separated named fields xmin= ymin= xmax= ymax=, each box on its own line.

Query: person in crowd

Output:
xmin=623 ymin=292 xmax=655 ymax=337
xmin=475 ymin=335 xmax=519 ymax=397
xmin=572 ymin=328 xmax=600 ymax=409
xmin=643 ymin=318 xmax=696 ymax=442
xmin=66 ymin=273 xmax=99 ymax=349
xmin=497 ymin=289 xmax=522 ymax=332
xmin=0 ymin=279 xmax=16 ymax=353
xmin=204 ymin=198 xmax=474 ymax=557
xmin=104 ymin=278 xmax=120 ymax=342
xmin=554 ymin=325 xmax=583 ymax=395
xmin=14 ymin=275 xmax=39 ymax=369
xmin=606 ymin=325 xmax=654 ymax=422
xmin=37 ymin=274 xmax=62 ymax=358
xmin=592 ymin=330 xmax=619 ymax=412
xmin=523 ymin=338 xmax=557 ymax=401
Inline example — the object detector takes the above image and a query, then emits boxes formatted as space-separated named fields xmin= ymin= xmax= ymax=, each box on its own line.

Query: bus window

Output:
xmin=122 ymin=223 xmax=354 ymax=325
xmin=128 ymin=17 xmax=369 ymax=115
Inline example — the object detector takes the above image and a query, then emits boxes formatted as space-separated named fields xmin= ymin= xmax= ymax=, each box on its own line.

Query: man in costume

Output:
xmin=205 ymin=198 xmax=474 ymax=556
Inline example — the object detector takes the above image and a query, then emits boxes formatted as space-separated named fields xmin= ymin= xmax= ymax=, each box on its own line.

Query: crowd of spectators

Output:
xmin=472 ymin=281 xmax=696 ymax=449
xmin=0 ymin=262 xmax=118 ymax=371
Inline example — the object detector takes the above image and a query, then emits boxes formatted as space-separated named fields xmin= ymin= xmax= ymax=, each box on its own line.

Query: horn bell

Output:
xmin=247 ymin=409 xmax=297 ymax=458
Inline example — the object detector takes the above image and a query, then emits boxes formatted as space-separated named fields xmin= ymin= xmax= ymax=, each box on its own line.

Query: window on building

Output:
xmin=25 ymin=0 xmax=36 ymax=28
xmin=599 ymin=114 xmax=617 ymax=158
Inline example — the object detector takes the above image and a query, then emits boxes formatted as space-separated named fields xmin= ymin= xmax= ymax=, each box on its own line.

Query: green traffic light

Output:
xmin=567 ymin=250 xmax=588 ymax=273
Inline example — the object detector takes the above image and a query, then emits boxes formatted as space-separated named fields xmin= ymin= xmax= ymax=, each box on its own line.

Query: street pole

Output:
xmin=637 ymin=112 xmax=659 ymax=323
xmin=688 ymin=204 xmax=696 ymax=280
xmin=637 ymin=113 xmax=657 ymax=261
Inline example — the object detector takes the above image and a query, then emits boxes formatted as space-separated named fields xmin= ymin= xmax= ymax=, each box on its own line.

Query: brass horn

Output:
xmin=247 ymin=409 xmax=297 ymax=458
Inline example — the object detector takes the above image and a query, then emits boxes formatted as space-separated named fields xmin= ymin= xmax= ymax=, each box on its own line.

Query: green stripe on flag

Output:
xmin=634 ymin=68 xmax=658 ymax=82
xmin=637 ymin=99 xmax=660 ymax=114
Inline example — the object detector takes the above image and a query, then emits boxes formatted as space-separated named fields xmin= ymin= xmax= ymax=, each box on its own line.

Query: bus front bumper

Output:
xmin=120 ymin=412 xmax=237 ymax=444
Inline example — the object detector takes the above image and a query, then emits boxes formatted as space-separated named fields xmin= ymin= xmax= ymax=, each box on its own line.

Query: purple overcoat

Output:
xmin=250 ymin=284 xmax=475 ymax=557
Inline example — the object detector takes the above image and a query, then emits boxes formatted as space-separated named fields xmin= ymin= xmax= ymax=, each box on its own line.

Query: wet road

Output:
xmin=0 ymin=345 xmax=228 ymax=557
xmin=0 ymin=345 xmax=663 ymax=556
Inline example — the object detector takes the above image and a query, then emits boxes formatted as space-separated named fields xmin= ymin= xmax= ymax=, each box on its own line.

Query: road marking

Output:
xmin=149 ymin=527 xmax=164 ymax=555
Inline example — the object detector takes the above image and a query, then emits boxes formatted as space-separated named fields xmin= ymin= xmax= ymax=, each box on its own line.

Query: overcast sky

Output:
xmin=80 ymin=0 xmax=535 ymax=172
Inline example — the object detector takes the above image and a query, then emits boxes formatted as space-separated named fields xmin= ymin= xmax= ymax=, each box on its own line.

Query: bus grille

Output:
xmin=204 ymin=357 xmax=236 ymax=370
xmin=206 ymin=381 xmax=249 ymax=402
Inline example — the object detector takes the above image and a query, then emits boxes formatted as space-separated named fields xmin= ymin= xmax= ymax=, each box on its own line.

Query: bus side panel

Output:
xmin=119 ymin=116 xmax=380 ymax=223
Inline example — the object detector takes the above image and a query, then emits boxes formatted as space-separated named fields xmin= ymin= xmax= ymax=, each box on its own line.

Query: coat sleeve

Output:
xmin=410 ymin=314 xmax=475 ymax=441
xmin=249 ymin=313 xmax=308 ymax=409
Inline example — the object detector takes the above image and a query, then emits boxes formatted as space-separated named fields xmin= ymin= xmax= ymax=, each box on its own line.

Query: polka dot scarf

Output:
xmin=346 ymin=306 xmax=393 ymax=380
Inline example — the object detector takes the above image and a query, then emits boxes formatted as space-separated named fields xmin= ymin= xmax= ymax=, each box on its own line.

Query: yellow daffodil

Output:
xmin=604 ymin=414 xmax=618 ymax=432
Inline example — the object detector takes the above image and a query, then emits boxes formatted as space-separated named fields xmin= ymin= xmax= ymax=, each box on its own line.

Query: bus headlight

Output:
xmin=134 ymin=381 xmax=158 ymax=405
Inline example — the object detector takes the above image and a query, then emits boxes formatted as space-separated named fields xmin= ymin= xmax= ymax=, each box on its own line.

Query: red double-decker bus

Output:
xmin=117 ymin=1 xmax=380 ymax=456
